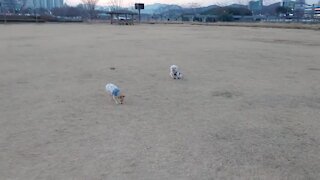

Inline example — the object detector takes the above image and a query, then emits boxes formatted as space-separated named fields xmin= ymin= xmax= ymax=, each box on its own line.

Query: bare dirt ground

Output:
xmin=0 ymin=23 xmax=320 ymax=180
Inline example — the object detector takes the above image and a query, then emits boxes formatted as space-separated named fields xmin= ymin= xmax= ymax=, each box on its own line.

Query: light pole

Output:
xmin=33 ymin=0 xmax=38 ymax=23
xmin=135 ymin=3 xmax=144 ymax=23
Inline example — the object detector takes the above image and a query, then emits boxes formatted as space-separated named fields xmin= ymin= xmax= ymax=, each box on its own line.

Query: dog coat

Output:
xmin=106 ymin=83 xmax=120 ymax=96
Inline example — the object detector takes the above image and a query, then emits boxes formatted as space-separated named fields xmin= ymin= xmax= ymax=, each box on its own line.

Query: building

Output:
xmin=53 ymin=0 xmax=63 ymax=8
xmin=295 ymin=0 xmax=306 ymax=9
xmin=39 ymin=0 xmax=48 ymax=8
xmin=0 ymin=0 xmax=21 ymax=12
xmin=249 ymin=0 xmax=263 ymax=15
xmin=314 ymin=0 xmax=320 ymax=19
xmin=296 ymin=0 xmax=305 ymax=5
xmin=282 ymin=0 xmax=295 ymax=9
xmin=47 ymin=0 xmax=54 ymax=9
xmin=304 ymin=4 xmax=314 ymax=18
xmin=25 ymin=0 xmax=63 ymax=9
xmin=315 ymin=6 xmax=320 ymax=18
xmin=305 ymin=4 xmax=320 ymax=18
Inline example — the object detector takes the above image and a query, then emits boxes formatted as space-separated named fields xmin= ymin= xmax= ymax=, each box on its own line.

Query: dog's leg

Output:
xmin=170 ymin=72 xmax=177 ymax=79
xmin=112 ymin=96 xmax=119 ymax=104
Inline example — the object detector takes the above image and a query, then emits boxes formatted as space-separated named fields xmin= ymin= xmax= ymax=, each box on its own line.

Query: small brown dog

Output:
xmin=105 ymin=83 xmax=125 ymax=104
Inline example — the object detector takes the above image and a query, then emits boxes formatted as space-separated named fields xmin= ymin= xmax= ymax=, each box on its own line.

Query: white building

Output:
xmin=0 ymin=0 xmax=20 ymax=11
xmin=248 ymin=0 xmax=263 ymax=15
xmin=282 ymin=0 xmax=295 ymax=9
xmin=25 ymin=0 xmax=63 ymax=9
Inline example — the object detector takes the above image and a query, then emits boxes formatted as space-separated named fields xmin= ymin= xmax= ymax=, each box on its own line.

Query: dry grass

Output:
xmin=0 ymin=24 xmax=320 ymax=179
xmin=190 ymin=22 xmax=320 ymax=30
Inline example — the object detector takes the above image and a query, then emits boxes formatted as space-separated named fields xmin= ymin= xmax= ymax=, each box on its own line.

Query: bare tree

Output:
xmin=109 ymin=0 xmax=122 ymax=11
xmin=20 ymin=0 xmax=28 ymax=11
xmin=188 ymin=2 xmax=201 ymax=15
xmin=81 ymin=0 xmax=99 ymax=19
xmin=126 ymin=1 xmax=136 ymax=11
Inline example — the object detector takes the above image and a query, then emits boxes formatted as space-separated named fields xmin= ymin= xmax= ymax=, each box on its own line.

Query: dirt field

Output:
xmin=0 ymin=23 xmax=320 ymax=179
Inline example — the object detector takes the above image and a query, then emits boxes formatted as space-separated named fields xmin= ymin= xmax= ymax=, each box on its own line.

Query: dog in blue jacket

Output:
xmin=106 ymin=83 xmax=125 ymax=104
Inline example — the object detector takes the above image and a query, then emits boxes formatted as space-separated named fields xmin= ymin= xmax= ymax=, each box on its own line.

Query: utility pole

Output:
xmin=138 ymin=8 xmax=140 ymax=22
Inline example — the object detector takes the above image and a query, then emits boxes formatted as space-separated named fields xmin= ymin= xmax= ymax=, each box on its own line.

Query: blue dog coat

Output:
xmin=106 ymin=83 xmax=120 ymax=96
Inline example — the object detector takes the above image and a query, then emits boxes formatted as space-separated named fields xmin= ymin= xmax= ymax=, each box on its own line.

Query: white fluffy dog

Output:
xmin=170 ymin=65 xmax=183 ymax=79
xmin=105 ymin=83 xmax=125 ymax=104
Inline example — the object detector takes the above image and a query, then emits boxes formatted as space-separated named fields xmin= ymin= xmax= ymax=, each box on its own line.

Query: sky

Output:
xmin=66 ymin=0 xmax=319 ymax=7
